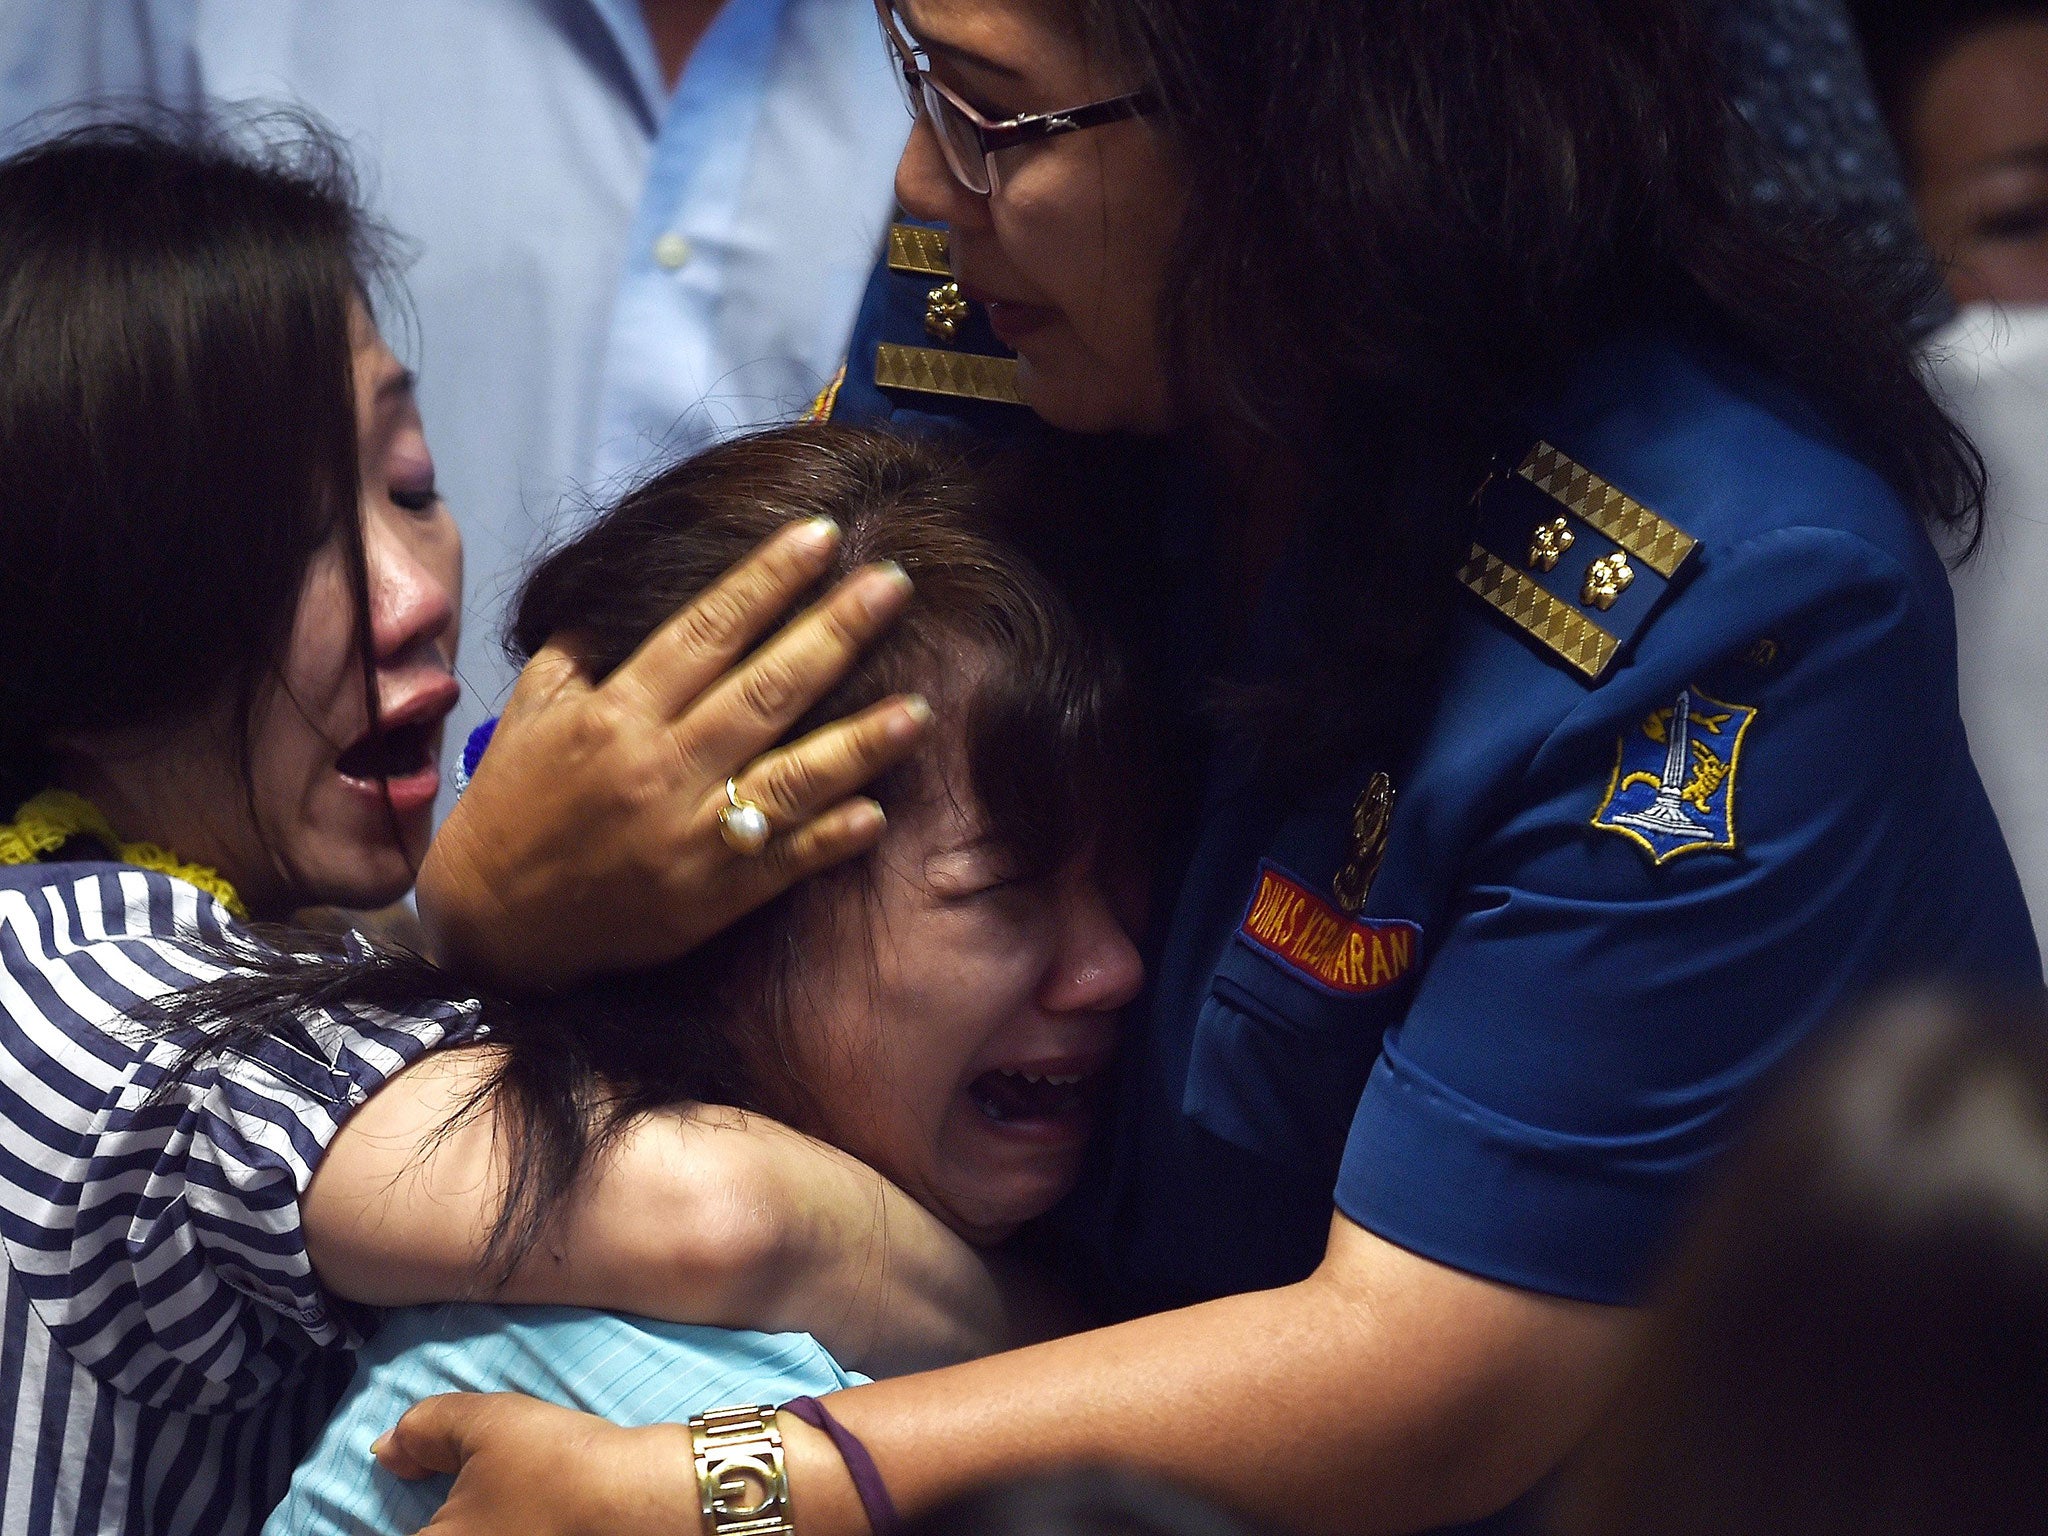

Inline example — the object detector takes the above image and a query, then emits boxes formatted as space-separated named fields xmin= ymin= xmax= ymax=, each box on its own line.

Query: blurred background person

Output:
xmin=1924 ymin=305 xmax=2048 ymax=955
xmin=1851 ymin=3 xmax=2048 ymax=950
xmin=1552 ymin=985 xmax=2048 ymax=1536
xmin=1716 ymin=0 xmax=1938 ymax=292
xmin=1855 ymin=0 xmax=2048 ymax=305
xmin=0 ymin=0 xmax=909 ymax=792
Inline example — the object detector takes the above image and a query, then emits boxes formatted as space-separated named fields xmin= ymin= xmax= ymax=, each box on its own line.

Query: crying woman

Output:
xmin=241 ymin=424 xmax=1149 ymax=1536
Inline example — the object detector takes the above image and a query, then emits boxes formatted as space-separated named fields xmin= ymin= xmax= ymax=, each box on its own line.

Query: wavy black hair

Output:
xmin=0 ymin=113 xmax=396 ymax=821
xmin=141 ymin=424 xmax=1143 ymax=1280
xmin=1070 ymin=0 xmax=1982 ymax=761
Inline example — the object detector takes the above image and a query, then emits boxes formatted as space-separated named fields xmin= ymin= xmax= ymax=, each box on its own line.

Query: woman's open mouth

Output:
xmin=967 ymin=1059 xmax=1109 ymax=1141
xmin=334 ymin=719 xmax=437 ymax=783
xmin=334 ymin=678 xmax=460 ymax=814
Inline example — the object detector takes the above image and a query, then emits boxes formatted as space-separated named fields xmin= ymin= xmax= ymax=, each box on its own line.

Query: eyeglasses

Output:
xmin=877 ymin=1 xmax=1157 ymax=196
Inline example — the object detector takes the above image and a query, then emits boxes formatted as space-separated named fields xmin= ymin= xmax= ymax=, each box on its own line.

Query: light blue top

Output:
xmin=0 ymin=0 xmax=907 ymax=773
xmin=263 ymin=1304 xmax=866 ymax=1536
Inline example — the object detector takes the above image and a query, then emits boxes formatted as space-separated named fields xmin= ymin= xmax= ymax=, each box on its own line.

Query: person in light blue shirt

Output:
xmin=0 ymin=0 xmax=908 ymax=781
xmin=271 ymin=1309 xmax=864 ymax=1536
xmin=255 ymin=424 xmax=1145 ymax=1536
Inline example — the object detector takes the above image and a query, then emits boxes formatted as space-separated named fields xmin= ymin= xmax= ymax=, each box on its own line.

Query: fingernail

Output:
xmin=884 ymin=694 xmax=931 ymax=742
xmin=370 ymin=1434 xmax=390 ymax=1459
xmin=862 ymin=561 xmax=913 ymax=617
xmin=792 ymin=515 xmax=840 ymax=550
xmin=852 ymin=798 xmax=887 ymax=834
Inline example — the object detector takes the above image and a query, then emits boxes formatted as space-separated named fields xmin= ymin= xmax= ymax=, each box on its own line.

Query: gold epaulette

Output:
xmin=887 ymin=223 xmax=951 ymax=277
xmin=874 ymin=222 xmax=1025 ymax=407
xmin=875 ymin=343 xmax=1022 ymax=405
xmin=1456 ymin=545 xmax=1618 ymax=680
xmin=1515 ymin=442 xmax=1697 ymax=577
xmin=1457 ymin=440 xmax=1697 ymax=681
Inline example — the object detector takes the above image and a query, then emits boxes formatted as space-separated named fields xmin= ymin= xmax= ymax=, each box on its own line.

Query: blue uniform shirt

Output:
xmin=1096 ymin=332 xmax=2040 ymax=1313
xmin=825 ymin=229 xmax=2040 ymax=1322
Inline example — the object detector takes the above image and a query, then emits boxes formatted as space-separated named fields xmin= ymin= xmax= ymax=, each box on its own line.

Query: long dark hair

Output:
xmin=1552 ymin=986 xmax=2048 ymax=1536
xmin=0 ymin=114 xmax=391 ymax=818
xmin=1075 ymin=0 xmax=1982 ymax=759
xmin=142 ymin=424 xmax=1141 ymax=1280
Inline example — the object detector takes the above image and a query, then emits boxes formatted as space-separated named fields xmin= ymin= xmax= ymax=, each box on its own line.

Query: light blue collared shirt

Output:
xmin=264 ymin=1304 xmax=866 ymax=1536
xmin=0 ymin=0 xmax=908 ymax=758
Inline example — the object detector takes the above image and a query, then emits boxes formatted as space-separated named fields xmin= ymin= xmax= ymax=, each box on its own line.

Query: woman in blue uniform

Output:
xmin=386 ymin=0 xmax=2040 ymax=1530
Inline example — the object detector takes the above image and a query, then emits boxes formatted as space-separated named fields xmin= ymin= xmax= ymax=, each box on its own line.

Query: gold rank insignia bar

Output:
xmin=1517 ymin=442 xmax=1697 ymax=578
xmin=1456 ymin=544 xmax=1619 ymax=680
xmin=874 ymin=343 xmax=1023 ymax=405
xmin=886 ymin=223 xmax=952 ymax=277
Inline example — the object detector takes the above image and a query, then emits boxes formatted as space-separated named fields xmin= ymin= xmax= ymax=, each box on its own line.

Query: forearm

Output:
xmin=504 ymin=1113 xmax=1015 ymax=1375
xmin=307 ymin=1054 xmax=1010 ymax=1374
xmin=789 ymin=1219 xmax=1633 ymax=1536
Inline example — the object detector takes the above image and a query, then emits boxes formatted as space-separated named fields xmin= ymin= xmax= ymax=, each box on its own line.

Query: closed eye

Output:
xmin=1976 ymin=200 xmax=2048 ymax=243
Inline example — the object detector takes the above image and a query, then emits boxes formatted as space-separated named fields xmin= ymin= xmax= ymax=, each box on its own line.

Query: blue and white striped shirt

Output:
xmin=0 ymin=861 xmax=476 ymax=1535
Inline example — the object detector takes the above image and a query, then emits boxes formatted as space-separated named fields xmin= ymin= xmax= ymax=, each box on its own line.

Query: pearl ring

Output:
xmin=717 ymin=777 xmax=773 ymax=856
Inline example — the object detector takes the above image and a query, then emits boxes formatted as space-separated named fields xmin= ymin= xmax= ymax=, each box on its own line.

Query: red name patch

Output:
xmin=1238 ymin=862 xmax=1420 ymax=996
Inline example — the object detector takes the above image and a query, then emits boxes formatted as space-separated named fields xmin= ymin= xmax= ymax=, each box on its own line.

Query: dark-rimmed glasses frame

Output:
xmin=876 ymin=0 xmax=1157 ymax=195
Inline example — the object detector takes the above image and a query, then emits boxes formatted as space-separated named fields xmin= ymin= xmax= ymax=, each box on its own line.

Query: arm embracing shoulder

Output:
xmin=805 ymin=528 xmax=2003 ymax=1528
xmin=381 ymin=1212 xmax=1636 ymax=1536
xmin=305 ymin=1048 xmax=1011 ymax=1374
xmin=377 ymin=517 xmax=2031 ymax=1535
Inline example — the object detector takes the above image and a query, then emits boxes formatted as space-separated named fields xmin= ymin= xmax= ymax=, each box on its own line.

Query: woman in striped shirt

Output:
xmin=0 ymin=121 xmax=1000 ymax=1535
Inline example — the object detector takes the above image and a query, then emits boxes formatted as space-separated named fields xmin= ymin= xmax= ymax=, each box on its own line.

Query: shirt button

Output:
xmin=653 ymin=232 xmax=692 ymax=270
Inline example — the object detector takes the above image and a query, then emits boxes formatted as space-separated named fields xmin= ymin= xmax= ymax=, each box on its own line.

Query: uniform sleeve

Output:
xmin=0 ymin=868 xmax=477 ymax=1411
xmin=1336 ymin=525 xmax=2039 ymax=1303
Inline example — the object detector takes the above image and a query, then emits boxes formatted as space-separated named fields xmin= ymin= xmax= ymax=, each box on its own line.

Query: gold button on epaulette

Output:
xmin=1517 ymin=442 xmax=1696 ymax=578
xmin=1580 ymin=551 xmax=1635 ymax=611
xmin=887 ymin=223 xmax=952 ymax=277
xmin=1456 ymin=544 xmax=1619 ymax=680
xmin=874 ymin=343 xmax=1022 ymax=405
xmin=924 ymin=280 xmax=969 ymax=342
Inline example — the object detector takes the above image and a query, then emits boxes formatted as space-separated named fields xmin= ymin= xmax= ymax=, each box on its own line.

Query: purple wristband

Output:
xmin=781 ymin=1396 xmax=900 ymax=1536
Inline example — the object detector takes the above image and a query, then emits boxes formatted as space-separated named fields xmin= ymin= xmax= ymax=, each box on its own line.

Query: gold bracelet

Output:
xmin=689 ymin=1403 xmax=796 ymax=1536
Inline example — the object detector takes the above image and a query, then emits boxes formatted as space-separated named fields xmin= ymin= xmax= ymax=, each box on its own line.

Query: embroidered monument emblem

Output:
xmin=1239 ymin=861 xmax=1420 ymax=996
xmin=1593 ymin=686 xmax=1757 ymax=864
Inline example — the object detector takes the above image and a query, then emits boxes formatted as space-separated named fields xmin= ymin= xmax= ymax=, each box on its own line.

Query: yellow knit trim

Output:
xmin=0 ymin=789 xmax=249 ymax=920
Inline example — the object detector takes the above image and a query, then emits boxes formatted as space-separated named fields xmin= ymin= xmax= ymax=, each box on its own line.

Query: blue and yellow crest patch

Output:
xmin=1593 ymin=685 xmax=1757 ymax=864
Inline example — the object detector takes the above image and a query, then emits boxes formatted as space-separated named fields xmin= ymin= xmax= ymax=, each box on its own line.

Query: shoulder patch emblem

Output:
xmin=1593 ymin=686 xmax=1757 ymax=864
xmin=1238 ymin=861 xmax=1420 ymax=996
